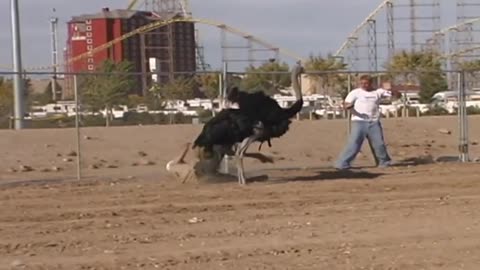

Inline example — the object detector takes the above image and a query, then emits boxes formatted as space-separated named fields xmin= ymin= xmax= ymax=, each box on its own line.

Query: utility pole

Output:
xmin=10 ymin=0 xmax=25 ymax=129
xmin=50 ymin=9 xmax=59 ymax=101
xmin=410 ymin=0 xmax=416 ymax=51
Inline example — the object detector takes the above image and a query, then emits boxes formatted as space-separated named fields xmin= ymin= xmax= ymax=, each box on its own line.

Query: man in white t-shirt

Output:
xmin=334 ymin=75 xmax=401 ymax=170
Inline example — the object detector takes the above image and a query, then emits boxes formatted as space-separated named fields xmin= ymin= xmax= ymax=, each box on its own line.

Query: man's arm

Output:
xmin=343 ymin=91 xmax=356 ymax=110
xmin=379 ymin=82 xmax=402 ymax=100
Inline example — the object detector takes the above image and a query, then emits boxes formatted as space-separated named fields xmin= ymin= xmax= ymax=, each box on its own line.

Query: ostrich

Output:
xmin=227 ymin=62 xmax=305 ymax=149
xmin=191 ymin=62 xmax=304 ymax=185
xmin=191 ymin=108 xmax=273 ymax=184
xmin=166 ymin=139 xmax=273 ymax=184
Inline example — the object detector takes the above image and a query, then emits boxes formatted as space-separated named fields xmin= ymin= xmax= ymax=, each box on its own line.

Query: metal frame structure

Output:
xmin=335 ymin=0 xmax=443 ymax=72
xmin=220 ymin=26 xmax=280 ymax=68
xmin=367 ymin=19 xmax=378 ymax=72
xmin=386 ymin=1 xmax=395 ymax=60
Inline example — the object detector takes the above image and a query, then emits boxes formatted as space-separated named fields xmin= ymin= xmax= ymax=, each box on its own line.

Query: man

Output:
xmin=334 ymin=75 xmax=401 ymax=170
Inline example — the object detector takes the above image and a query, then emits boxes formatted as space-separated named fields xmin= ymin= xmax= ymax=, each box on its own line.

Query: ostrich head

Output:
xmin=226 ymin=86 xmax=241 ymax=104
xmin=291 ymin=61 xmax=304 ymax=101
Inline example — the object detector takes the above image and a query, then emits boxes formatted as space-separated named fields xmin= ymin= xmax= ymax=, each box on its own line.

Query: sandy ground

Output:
xmin=1 ymin=115 xmax=480 ymax=269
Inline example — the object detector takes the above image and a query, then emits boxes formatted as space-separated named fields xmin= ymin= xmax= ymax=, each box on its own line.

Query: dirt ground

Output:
xmin=2 ymin=116 xmax=480 ymax=269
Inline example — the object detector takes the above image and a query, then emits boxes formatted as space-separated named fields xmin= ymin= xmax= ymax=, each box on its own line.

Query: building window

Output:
xmin=86 ymin=32 xmax=92 ymax=37
xmin=87 ymin=58 xmax=94 ymax=63
xmin=86 ymin=25 xmax=92 ymax=31
xmin=85 ymin=19 xmax=92 ymax=25
xmin=87 ymin=45 xmax=93 ymax=50
xmin=86 ymin=39 xmax=93 ymax=44
xmin=88 ymin=64 xmax=94 ymax=70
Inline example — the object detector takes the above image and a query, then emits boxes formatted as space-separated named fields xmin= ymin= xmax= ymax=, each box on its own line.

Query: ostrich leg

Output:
xmin=235 ymin=136 xmax=256 ymax=185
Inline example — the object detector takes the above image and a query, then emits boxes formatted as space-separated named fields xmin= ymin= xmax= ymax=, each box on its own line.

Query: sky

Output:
xmin=0 ymin=0 xmax=460 ymax=72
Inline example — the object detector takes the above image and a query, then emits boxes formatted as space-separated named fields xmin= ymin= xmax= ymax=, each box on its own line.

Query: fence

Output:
xmin=0 ymin=68 xmax=476 ymax=181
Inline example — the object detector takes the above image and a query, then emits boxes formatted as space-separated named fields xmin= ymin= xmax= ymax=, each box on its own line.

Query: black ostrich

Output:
xmin=227 ymin=62 xmax=305 ymax=149
xmin=192 ymin=63 xmax=304 ymax=185
xmin=192 ymin=108 xmax=266 ymax=185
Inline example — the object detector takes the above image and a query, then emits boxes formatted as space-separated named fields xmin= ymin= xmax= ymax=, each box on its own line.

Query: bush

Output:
xmin=122 ymin=112 xmax=156 ymax=125
xmin=466 ymin=106 xmax=480 ymax=115
xmin=394 ymin=107 xmax=420 ymax=117
xmin=422 ymin=105 xmax=450 ymax=116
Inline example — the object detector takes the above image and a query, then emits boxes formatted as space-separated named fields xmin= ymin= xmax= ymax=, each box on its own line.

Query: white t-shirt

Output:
xmin=345 ymin=88 xmax=392 ymax=121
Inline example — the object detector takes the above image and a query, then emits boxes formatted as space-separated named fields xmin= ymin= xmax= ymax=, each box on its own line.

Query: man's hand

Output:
xmin=381 ymin=81 xmax=401 ymax=99
xmin=343 ymin=101 xmax=354 ymax=110
xmin=382 ymin=81 xmax=392 ymax=90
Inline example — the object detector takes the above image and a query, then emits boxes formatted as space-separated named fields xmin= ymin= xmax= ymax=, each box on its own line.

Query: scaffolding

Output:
xmin=144 ymin=0 xmax=191 ymax=16
xmin=336 ymin=0 xmax=443 ymax=72
xmin=393 ymin=0 xmax=441 ymax=51
xmin=454 ymin=0 xmax=480 ymax=63
xmin=453 ymin=0 xmax=480 ymax=90
xmin=220 ymin=25 xmax=280 ymax=70
xmin=140 ymin=0 xmax=210 ymax=71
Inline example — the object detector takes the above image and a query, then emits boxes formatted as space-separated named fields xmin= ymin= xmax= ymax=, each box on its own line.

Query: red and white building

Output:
xmin=63 ymin=8 xmax=196 ymax=99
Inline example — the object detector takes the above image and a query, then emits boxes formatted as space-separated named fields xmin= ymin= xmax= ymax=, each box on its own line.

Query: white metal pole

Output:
xmin=74 ymin=75 xmax=82 ymax=180
xmin=10 ymin=0 xmax=25 ymax=130
xmin=222 ymin=61 xmax=228 ymax=109
xmin=50 ymin=15 xmax=59 ymax=100
xmin=347 ymin=74 xmax=352 ymax=135
xmin=458 ymin=71 xmax=469 ymax=162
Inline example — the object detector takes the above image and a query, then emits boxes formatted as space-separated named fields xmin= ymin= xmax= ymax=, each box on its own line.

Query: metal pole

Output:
xmin=386 ymin=1 xmax=395 ymax=60
xmin=221 ymin=61 xmax=230 ymax=174
xmin=218 ymin=72 xmax=223 ymax=109
xmin=10 ymin=0 xmax=25 ymax=130
xmin=50 ymin=15 xmax=59 ymax=101
xmin=222 ymin=61 xmax=228 ymax=109
xmin=73 ymin=75 xmax=82 ymax=180
xmin=410 ymin=0 xmax=416 ymax=51
xmin=347 ymin=74 xmax=352 ymax=134
xmin=458 ymin=71 xmax=469 ymax=162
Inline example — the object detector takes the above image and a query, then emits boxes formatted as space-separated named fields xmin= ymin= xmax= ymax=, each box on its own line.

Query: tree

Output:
xmin=458 ymin=60 xmax=480 ymax=90
xmin=385 ymin=50 xmax=448 ymax=103
xmin=29 ymin=81 xmax=61 ymax=106
xmin=240 ymin=60 xmax=290 ymax=95
xmin=304 ymin=53 xmax=348 ymax=97
xmin=149 ymin=76 xmax=196 ymax=124
xmin=126 ymin=94 xmax=145 ymax=108
xmin=81 ymin=59 xmax=135 ymax=126
xmin=150 ymin=76 xmax=196 ymax=102
xmin=195 ymin=73 xmax=220 ymax=115
xmin=0 ymin=77 xmax=13 ymax=119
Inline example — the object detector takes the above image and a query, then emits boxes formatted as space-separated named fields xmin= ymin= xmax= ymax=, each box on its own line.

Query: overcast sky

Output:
xmin=0 ymin=0 xmax=459 ymax=72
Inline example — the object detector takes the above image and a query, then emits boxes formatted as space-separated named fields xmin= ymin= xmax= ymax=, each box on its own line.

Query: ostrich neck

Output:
xmin=291 ymin=73 xmax=302 ymax=101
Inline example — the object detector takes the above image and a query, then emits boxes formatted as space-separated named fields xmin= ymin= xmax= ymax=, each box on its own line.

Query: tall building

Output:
xmin=63 ymin=8 xmax=196 ymax=99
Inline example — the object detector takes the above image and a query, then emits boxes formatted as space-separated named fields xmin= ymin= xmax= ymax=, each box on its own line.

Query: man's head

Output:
xmin=359 ymin=75 xmax=373 ymax=91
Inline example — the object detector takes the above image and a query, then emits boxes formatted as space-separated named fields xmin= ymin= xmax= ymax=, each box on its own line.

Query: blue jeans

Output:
xmin=335 ymin=120 xmax=392 ymax=169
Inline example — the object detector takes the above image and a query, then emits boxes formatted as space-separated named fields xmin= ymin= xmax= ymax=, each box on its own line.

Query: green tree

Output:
xmin=458 ymin=60 xmax=480 ymax=90
xmin=195 ymin=73 xmax=220 ymax=115
xmin=0 ymin=77 xmax=13 ymax=118
xmin=126 ymin=94 xmax=145 ymax=108
xmin=149 ymin=76 xmax=196 ymax=124
xmin=304 ymin=53 xmax=348 ymax=97
xmin=240 ymin=60 xmax=290 ymax=95
xmin=150 ymin=76 xmax=195 ymax=102
xmin=81 ymin=59 xmax=135 ymax=126
xmin=29 ymin=81 xmax=61 ymax=106
xmin=385 ymin=50 xmax=448 ymax=103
